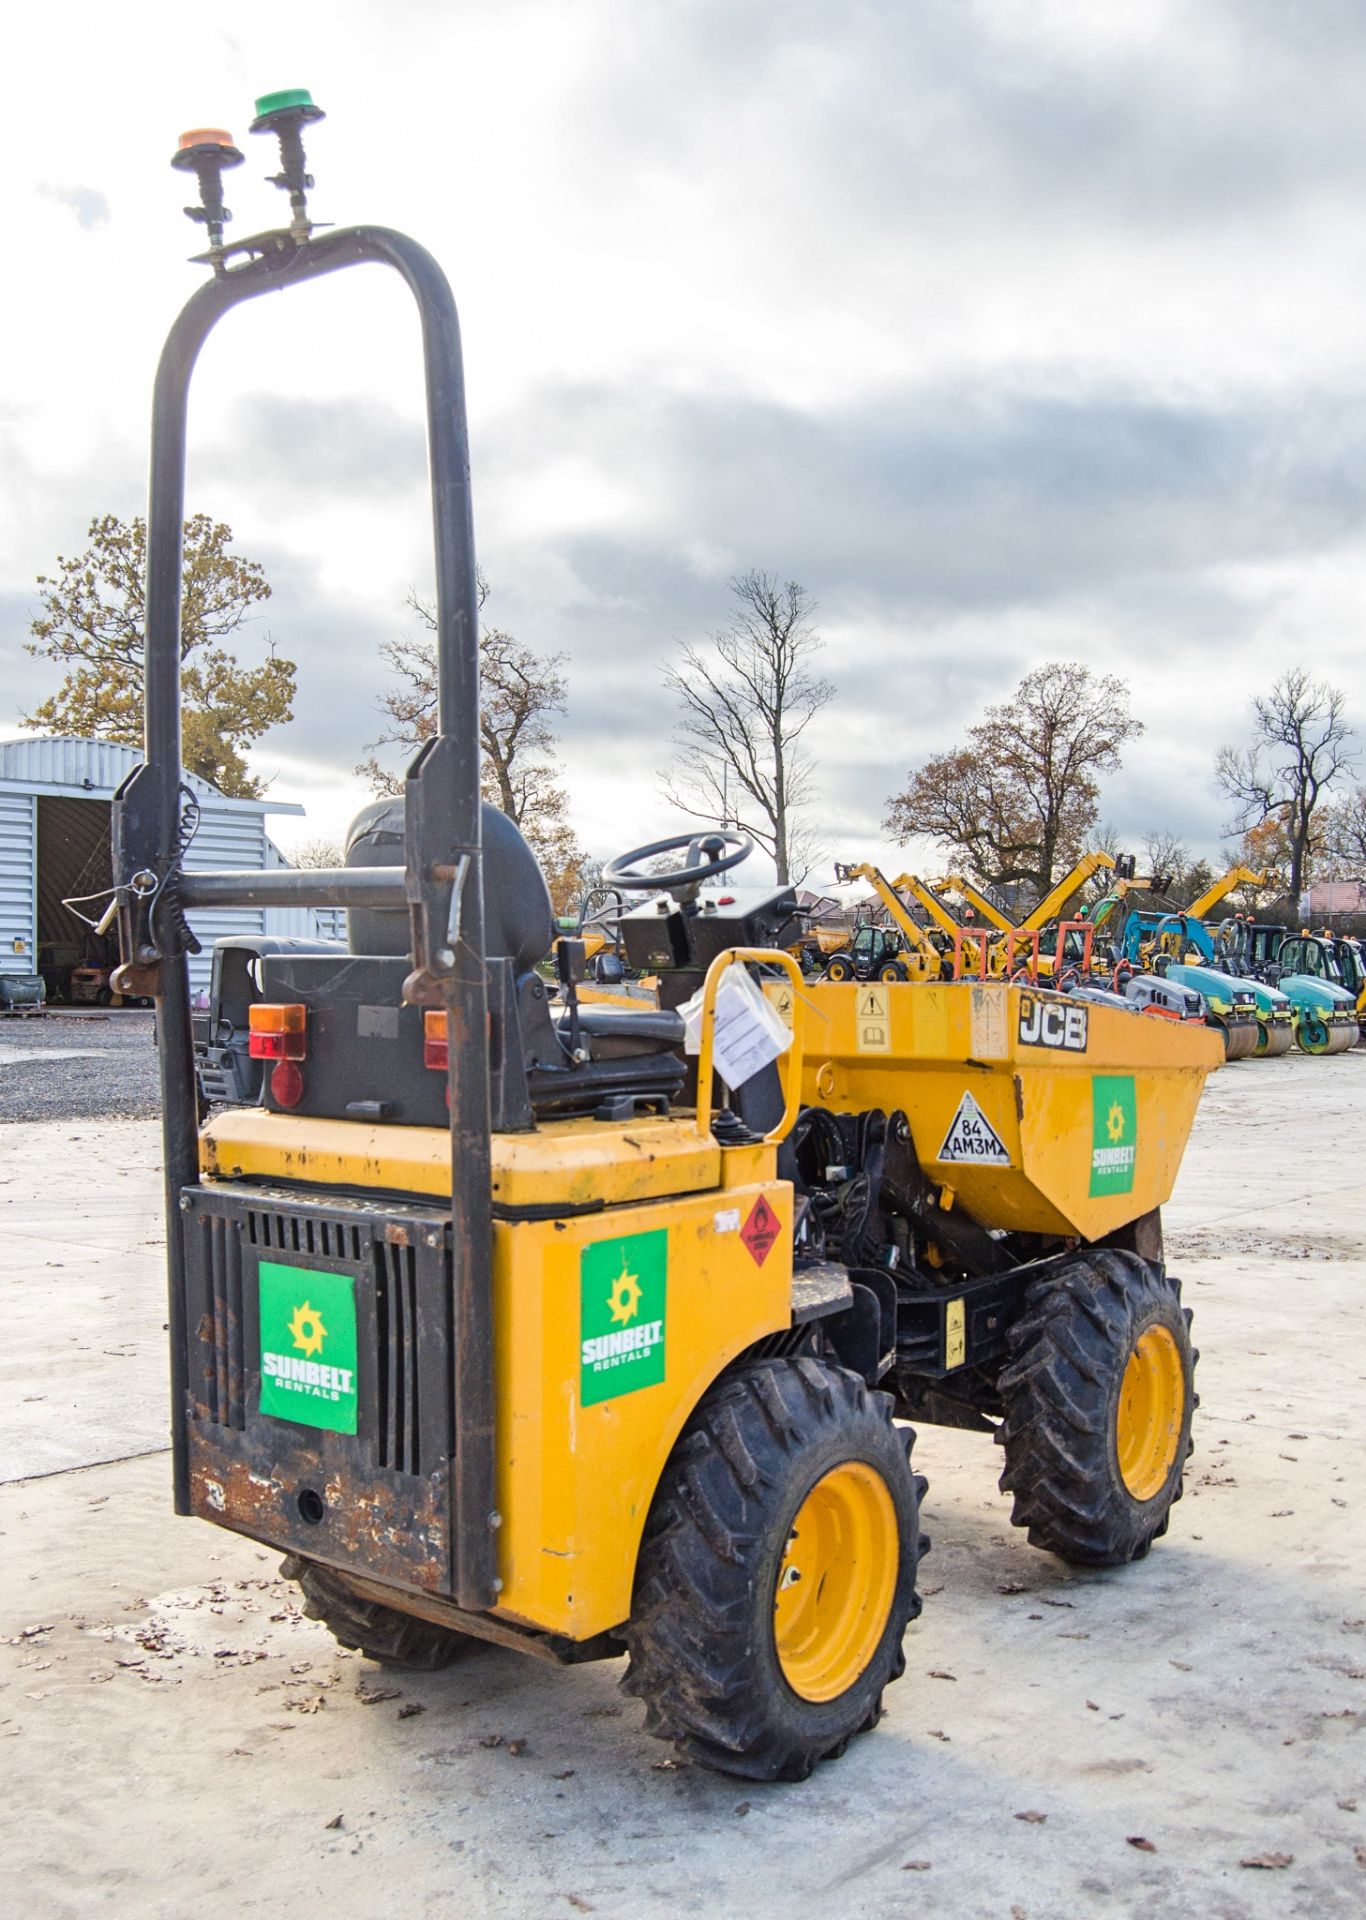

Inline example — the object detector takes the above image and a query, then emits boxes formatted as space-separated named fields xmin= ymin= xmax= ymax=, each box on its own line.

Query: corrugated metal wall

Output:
xmin=184 ymin=804 xmax=270 ymax=984
xmin=0 ymin=791 xmax=36 ymax=974
xmin=0 ymin=736 xmax=223 ymax=803
xmin=0 ymin=739 xmax=346 ymax=998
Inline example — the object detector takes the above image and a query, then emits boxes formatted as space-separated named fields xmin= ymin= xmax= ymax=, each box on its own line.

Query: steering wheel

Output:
xmin=604 ymin=830 xmax=752 ymax=902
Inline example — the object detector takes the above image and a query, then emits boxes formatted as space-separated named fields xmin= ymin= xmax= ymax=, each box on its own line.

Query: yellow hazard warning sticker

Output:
xmin=854 ymin=984 xmax=890 ymax=1053
xmin=766 ymin=982 xmax=795 ymax=1027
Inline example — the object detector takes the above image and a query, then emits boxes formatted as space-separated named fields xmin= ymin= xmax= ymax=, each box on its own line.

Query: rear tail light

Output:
xmin=249 ymin=1003 xmax=307 ymax=1060
xmin=423 ymin=1010 xmax=449 ymax=1071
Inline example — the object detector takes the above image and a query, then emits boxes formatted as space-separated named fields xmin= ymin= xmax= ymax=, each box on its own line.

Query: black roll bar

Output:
xmin=115 ymin=225 xmax=497 ymax=1609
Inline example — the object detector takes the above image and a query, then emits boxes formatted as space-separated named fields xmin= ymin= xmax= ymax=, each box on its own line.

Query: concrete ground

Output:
xmin=2 ymin=1055 xmax=1365 ymax=1919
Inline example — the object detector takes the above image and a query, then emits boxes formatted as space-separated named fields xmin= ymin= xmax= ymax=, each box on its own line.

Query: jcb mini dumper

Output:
xmin=116 ymin=100 xmax=1222 ymax=1783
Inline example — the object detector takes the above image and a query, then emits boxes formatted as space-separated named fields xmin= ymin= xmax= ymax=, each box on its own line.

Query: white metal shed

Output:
xmin=0 ymin=737 xmax=343 ymax=999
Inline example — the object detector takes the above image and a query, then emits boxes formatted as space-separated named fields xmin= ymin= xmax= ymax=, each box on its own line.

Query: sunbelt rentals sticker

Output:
xmin=580 ymin=1229 xmax=668 ymax=1406
xmin=258 ymin=1261 xmax=359 ymax=1434
xmin=1090 ymin=1075 xmax=1137 ymax=1197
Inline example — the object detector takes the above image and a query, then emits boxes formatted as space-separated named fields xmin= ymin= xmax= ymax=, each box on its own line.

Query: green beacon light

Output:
xmin=252 ymin=87 xmax=323 ymax=121
xmin=250 ymin=87 xmax=327 ymax=240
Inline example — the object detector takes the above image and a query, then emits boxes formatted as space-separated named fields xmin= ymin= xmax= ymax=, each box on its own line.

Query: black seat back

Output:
xmin=346 ymin=796 xmax=554 ymax=971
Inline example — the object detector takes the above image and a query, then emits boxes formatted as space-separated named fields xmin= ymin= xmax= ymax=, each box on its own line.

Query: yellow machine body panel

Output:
xmin=198 ymin=1108 xmax=791 ymax=1640
xmin=489 ymin=1174 xmax=793 ymax=1637
xmin=201 ymin=1109 xmax=721 ymax=1209
xmin=767 ymin=979 xmax=1221 ymax=1240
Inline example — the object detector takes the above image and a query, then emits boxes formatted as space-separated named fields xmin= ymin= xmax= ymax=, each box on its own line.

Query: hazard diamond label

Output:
xmin=740 ymin=1195 xmax=782 ymax=1266
xmin=937 ymin=1090 xmax=1011 ymax=1165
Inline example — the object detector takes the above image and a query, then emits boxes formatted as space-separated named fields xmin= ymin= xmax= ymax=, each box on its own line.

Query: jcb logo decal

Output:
xmin=1018 ymin=994 xmax=1088 ymax=1053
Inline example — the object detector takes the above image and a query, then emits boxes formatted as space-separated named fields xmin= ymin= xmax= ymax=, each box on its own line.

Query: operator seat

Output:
xmin=345 ymin=799 xmax=685 ymax=1119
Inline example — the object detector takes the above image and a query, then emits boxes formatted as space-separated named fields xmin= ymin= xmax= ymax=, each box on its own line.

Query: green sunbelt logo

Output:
xmin=580 ymin=1229 xmax=668 ymax=1406
xmin=1090 ymin=1075 xmax=1137 ymax=1197
xmin=258 ymin=1262 xmax=359 ymax=1434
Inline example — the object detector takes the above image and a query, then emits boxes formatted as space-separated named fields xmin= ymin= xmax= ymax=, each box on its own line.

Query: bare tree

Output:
xmin=1137 ymin=830 xmax=1210 ymax=905
xmin=1141 ymin=829 xmax=1189 ymax=885
xmin=357 ymin=580 xmax=587 ymax=912
xmin=663 ymin=570 xmax=834 ymax=887
xmin=286 ymin=837 xmax=345 ymax=869
xmin=1215 ymin=668 xmax=1355 ymax=901
xmin=1313 ymin=785 xmax=1366 ymax=878
xmin=885 ymin=663 xmax=1143 ymax=902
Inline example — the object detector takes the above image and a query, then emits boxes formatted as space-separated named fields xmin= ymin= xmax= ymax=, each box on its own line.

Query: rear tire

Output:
xmin=623 ymin=1357 xmax=926 ymax=1781
xmin=823 ymin=955 xmax=853 ymax=983
xmin=282 ymin=1555 xmax=471 ymax=1670
xmin=995 ymin=1250 xmax=1195 ymax=1568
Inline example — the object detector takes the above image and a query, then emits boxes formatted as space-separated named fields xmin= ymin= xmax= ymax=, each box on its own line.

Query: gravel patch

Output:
xmin=0 ymin=1010 xmax=160 ymax=1122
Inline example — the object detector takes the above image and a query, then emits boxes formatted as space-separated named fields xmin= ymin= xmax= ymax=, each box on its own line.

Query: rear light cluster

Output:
xmin=248 ymin=1003 xmax=307 ymax=1060
xmin=245 ymin=1001 xmax=454 ymax=1113
xmin=423 ymin=1010 xmax=449 ymax=1072
xmin=249 ymin=1004 xmax=307 ymax=1109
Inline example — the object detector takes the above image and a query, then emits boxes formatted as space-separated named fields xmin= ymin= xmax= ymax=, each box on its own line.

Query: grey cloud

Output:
xmin=482 ymin=377 xmax=1366 ymax=624
xmin=212 ymin=395 xmax=427 ymax=499
xmin=579 ymin=1 xmax=1366 ymax=234
xmin=462 ymin=363 xmax=1366 ymax=863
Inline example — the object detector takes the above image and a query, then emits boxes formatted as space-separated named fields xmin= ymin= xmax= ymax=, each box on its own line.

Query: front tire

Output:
xmin=995 ymin=1251 xmax=1195 ymax=1567
xmin=823 ymin=954 xmax=853 ymax=983
xmin=623 ymin=1357 xmax=926 ymax=1781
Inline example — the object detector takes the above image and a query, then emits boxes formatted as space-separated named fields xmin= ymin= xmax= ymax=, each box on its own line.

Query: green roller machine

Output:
xmin=1217 ymin=923 xmax=1360 ymax=1055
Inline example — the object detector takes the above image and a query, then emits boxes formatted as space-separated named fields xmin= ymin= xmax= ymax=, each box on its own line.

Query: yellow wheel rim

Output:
xmin=773 ymin=1461 xmax=898 ymax=1703
xmin=1116 ymin=1324 xmax=1184 ymax=1502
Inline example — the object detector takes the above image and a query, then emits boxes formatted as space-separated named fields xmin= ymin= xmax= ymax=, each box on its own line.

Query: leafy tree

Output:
xmin=1215 ymin=668 xmax=1355 ymax=901
xmin=1228 ymin=819 xmax=1294 ymax=907
xmin=885 ymin=662 xmax=1143 ymax=903
xmin=22 ymin=513 xmax=292 ymax=798
xmin=663 ymin=570 xmax=834 ymax=887
xmin=359 ymin=581 xmax=587 ymax=913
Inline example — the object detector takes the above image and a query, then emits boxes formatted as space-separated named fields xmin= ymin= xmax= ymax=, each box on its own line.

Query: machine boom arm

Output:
xmin=932 ymin=874 xmax=1013 ymax=934
xmin=1187 ymin=865 xmax=1265 ymax=922
xmin=835 ymin=862 xmax=941 ymax=963
xmin=1016 ymin=851 xmax=1117 ymax=932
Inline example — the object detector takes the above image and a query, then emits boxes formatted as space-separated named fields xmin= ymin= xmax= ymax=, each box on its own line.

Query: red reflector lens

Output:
xmin=423 ymin=1010 xmax=449 ymax=1071
xmin=270 ymin=1060 xmax=305 ymax=1108
xmin=248 ymin=1003 xmax=307 ymax=1060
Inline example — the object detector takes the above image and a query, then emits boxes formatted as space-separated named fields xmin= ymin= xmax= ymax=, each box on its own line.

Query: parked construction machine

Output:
xmin=1112 ymin=914 xmax=1262 ymax=1060
xmin=822 ymin=863 xmax=948 ymax=982
xmin=1216 ymin=921 xmax=1359 ymax=1054
xmin=932 ymin=874 xmax=1014 ymax=935
xmin=117 ymin=99 xmax=1223 ymax=1785
xmin=892 ymin=872 xmax=965 ymax=940
xmin=1268 ymin=931 xmax=1366 ymax=1049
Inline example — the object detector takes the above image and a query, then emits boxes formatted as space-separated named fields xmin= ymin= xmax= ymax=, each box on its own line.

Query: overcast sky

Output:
xmin=5 ymin=0 xmax=1366 ymax=891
